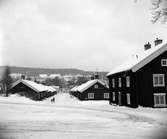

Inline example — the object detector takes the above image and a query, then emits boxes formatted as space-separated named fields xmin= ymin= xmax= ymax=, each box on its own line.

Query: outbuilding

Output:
xmin=10 ymin=79 xmax=57 ymax=100
xmin=70 ymin=79 xmax=109 ymax=100
xmin=107 ymin=39 xmax=167 ymax=108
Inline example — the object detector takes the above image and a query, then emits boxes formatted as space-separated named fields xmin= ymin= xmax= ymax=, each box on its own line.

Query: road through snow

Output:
xmin=0 ymin=94 xmax=166 ymax=139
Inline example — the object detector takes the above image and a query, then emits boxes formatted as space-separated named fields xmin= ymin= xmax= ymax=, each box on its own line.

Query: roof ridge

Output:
xmin=107 ymin=42 xmax=167 ymax=76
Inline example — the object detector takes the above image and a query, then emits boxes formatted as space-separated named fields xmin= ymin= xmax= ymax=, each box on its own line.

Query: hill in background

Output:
xmin=0 ymin=66 xmax=108 ymax=79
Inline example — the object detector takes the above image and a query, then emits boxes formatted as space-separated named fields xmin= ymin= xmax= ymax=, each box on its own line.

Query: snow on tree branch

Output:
xmin=151 ymin=0 xmax=167 ymax=23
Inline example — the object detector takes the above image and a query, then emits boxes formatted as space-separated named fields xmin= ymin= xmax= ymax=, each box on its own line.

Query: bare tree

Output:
xmin=2 ymin=66 xmax=12 ymax=97
xmin=75 ymin=76 xmax=88 ymax=86
xmin=44 ymin=77 xmax=64 ymax=88
xmin=135 ymin=0 xmax=167 ymax=23
xmin=151 ymin=0 xmax=167 ymax=23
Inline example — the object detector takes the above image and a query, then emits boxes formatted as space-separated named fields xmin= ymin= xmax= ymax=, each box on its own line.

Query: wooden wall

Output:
xmin=71 ymin=82 xmax=109 ymax=101
xmin=10 ymin=82 xmax=56 ymax=100
xmin=108 ymin=50 xmax=167 ymax=108
xmin=135 ymin=51 xmax=167 ymax=107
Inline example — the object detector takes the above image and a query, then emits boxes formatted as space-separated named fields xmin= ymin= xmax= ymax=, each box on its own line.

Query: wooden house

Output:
xmin=107 ymin=39 xmax=167 ymax=108
xmin=70 ymin=79 xmax=109 ymax=100
xmin=10 ymin=79 xmax=57 ymax=100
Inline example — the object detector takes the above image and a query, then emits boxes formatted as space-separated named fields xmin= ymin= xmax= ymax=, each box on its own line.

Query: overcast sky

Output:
xmin=0 ymin=0 xmax=167 ymax=71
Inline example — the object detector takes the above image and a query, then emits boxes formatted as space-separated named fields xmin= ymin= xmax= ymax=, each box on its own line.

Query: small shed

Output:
xmin=70 ymin=79 xmax=109 ymax=100
xmin=10 ymin=79 xmax=57 ymax=100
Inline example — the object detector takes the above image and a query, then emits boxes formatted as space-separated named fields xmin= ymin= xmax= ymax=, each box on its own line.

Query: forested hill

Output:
xmin=0 ymin=66 xmax=108 ymax=77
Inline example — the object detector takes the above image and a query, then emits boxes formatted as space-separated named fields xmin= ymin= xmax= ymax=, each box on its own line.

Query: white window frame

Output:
xmin=126 ymin=76 xmax=130 ymax=87
xmin=153 ymin=74 xmax=165 ymax=87
xmin=126 ymin=93 xmax=131 ymax=105
xmin=112 ymin=92 xmax=115 ymax=101
xmin=112 ymin=79 xmax=115 ymax=88
xmin=94 ymin=84 xmax=98 ymax=89
xmin=154 ymin=93 xmax=166 ymax=107
xmin=88 ymin=93 xmax=94 ymax=99
xmin=118 ymin=78 xmax=122 ymax=87
xmin=104 ymin=93 xmax=109 ymax=99
xmin=161 ymin=59 xmax=167 ymax=66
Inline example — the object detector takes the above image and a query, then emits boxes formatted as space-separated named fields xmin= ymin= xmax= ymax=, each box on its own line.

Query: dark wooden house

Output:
xmin=107 ymin=39 xmax=167 ymax=108
xmin=10 ymin=79 xmax=57 ymax=100
xmin=70 ymin=79 xmax=109 ymax=100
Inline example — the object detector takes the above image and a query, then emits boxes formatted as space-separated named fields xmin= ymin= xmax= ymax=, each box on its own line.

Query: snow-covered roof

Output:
xmin=11 ymin=79 xmax=56 ymax=93
xmin=70 ymin=86 xmax=79 ymax=92
xmin=47 ymin=86 xmax=57 ymax=92
xmin=70 ymin=79 xmax=107 ymax=93
xmin=107 ymin=42 xmax=167 ymax=76
xmin=49 ymin=74 xmax=61 ymax=78
xmin=39 ymin=74 xmax=48 ymax=78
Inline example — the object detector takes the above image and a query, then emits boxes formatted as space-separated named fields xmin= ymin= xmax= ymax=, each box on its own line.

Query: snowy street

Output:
xmin=0 ymin=94 xmax=166 ymax=139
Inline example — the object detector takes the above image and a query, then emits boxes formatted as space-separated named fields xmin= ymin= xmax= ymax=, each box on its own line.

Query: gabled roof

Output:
xmin=107 ymin=42 xmax=167 ymax=76
xmin=70 ymin=86 xmax=79 ymax=92
xmin=70 ymin=79 xmax=107 ymax=93
xmin=11 ymin=79 xmax=56 ymax=93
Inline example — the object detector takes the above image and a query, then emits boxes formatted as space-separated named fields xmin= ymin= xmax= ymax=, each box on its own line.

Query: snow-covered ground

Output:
xmin=0 ymin=93 xmax=167 ymax=139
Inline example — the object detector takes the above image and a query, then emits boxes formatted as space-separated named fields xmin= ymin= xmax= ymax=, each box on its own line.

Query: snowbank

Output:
xmin=0 ymin=93 xmax=167 ymax=139
xmin=0 ymin=94 xmax=37 ymax=104
xmin=43 ymin=93 xmax=109 ymax=106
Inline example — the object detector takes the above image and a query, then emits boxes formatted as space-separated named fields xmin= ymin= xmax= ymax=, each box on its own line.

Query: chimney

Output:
xmin=21 ymin=74 xmax=25 ymax=79
xmin=90 ymin=75 xmax=95 ymax=80
xmin=144 ymin=42 xmax=151 ymax=50
xmin=154 ymin=38 xmax=163 ymax=46
xmin=94 ymin=74 xmax=99 ymax=79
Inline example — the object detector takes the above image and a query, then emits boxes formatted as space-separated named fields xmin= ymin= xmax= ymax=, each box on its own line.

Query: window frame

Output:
xmin=161 ymin=59 xmax=167 ymax=66
xmin=126 ymin=76 xmax=130 ymax=87
xmin=154 ymin=93 xmax=166 ymax=107
xmin=126 ymin=93 xmax=131 ymax=105
xmin=112 ymin=79 xmax=115 ymax=88
xmin=118 ymin=78 xmax=122 ymax=87
xmin=104 ymin=93 xmax=109 ymax=99
xmin=112 ymin=92 xmax=115 ymax=101
xmin=88 ymin=93 xmax=94 ymax=99
xmin=153 ymin=74 xmax=165 ymax=87
xmin=94 ymin=84 xmax=98 ymax=89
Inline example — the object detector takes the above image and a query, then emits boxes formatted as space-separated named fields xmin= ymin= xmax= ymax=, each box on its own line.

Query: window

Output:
xmin=41 ymin=93 xmax=43 ymax=98
xmin=112 ymin=79 xmax=115 ymax=88
xmin=94 ymin=84 xmax=98 ymax=88
xmin=88 ymin=93 xmax=94 ymax=99
xmin=112 ymin=92 xmax=115 ymax=101
xmin=126 ymin=76 xmax=130 ymax=87
xmin=126 ymin=93 xmax=131 ymax=105
xmin=118 ymin=78 xmax=122 ymax=87
xmin=153 ymin=74 xmax=165 ymax=87
xmin=104 ymin=93 xmax=109 ymax=99
xmin=154 ymin=93 xmax=166 ymax=107
xmin=161 ymin=59 xmax=167 ymax=66
xmin=118 ymin=92 xmax=122 ymax=105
